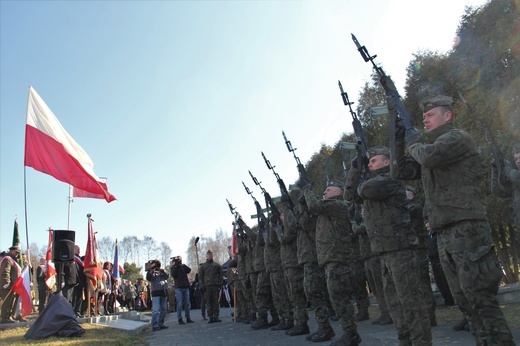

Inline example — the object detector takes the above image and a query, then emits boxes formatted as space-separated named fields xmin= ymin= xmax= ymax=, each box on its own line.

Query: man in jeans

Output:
xmin=146 ymin=259 xmax=169 ymax=331
xmin=171 ymin=256 xmax=194 ymax=324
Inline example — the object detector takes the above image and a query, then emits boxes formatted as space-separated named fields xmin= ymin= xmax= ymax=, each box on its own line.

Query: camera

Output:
xmin=146 ymin=259 xmax=161 ymax=271
xmin=170 ymin=256 xmax=182 ymax=266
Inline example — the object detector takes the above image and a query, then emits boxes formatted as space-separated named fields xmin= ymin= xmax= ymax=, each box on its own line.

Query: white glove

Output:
xmin=3 ymin=284 xmax=9 ymax=289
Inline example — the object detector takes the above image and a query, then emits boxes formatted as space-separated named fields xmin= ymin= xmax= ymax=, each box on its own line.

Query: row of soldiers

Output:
xmin=226 ymin=95 xmax=517 ymax=346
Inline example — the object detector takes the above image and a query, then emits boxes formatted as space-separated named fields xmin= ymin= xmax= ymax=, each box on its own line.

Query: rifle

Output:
xmin=261 ymin=151 xmax=294 ymax=211
xmin=458 ymin=91 xmax=511 ymax=190
xmin=338 ymin=80 xmax=369 ymax=181
xmin=248 ymin=170 xmax=281 ymax=221
xmin=351 ymin=34 xmax=414 ymax=131
xmin=226 ymin=198 xmax=244 ymax=237
xmin=282 ymin=131 xmax=309 ymax=182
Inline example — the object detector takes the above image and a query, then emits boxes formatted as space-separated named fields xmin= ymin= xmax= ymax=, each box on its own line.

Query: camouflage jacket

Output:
xmin=301 ymin=185 xmax=356 ymax=266
xmin=264 ymin=222 xmax=283 ymax=273
xmin=278 ymin=202 xmax=300 ymax=269
xmin=237 ymin=236 xmax=248 ymax=280
xmin=199 ymin=259 xmax=223 ymax=288
xmin=394 ymin=123 xmax=488 ymax=229
xmin=296 ymin=201 xmax=319 ymax=265
xmin=243 ymin=224 xmax=266 ymax=272
xmin=349 ymin=165 xmax=418 ymax=254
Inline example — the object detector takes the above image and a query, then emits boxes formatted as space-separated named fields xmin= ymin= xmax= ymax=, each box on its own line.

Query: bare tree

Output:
xmin=158 ymin=241 xmax=172 ymax=267
xmin=97 ymin=236 xmax=114 ymax=263
xmin=142 ymin=236 xmax=158 ymax=262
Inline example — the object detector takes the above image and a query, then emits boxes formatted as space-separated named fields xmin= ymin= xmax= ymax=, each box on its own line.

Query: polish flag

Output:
xmin=24 ymin=86 xmax=116 ymax=203
xmin=11 ymin=266 xmax=32 ymax=317
xmin=45 ymin=229 xmax=57 ymax=289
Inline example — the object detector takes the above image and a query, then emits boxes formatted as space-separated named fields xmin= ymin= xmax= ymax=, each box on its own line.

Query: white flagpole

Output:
xmin=67 ymin=185 xmax=73 ymax=229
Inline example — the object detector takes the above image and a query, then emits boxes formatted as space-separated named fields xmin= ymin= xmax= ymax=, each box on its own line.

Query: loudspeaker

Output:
xmin=53 ymin=230 xmax=75 ymax=262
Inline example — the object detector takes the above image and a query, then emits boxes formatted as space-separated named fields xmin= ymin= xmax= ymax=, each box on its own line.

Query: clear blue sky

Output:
xmin=0 ymin=0 xmax=487 ymax=261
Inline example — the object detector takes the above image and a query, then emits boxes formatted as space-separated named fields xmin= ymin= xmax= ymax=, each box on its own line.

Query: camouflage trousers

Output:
xmin=365 ymin=255 xmax=389 ymax=316
xmin=417 ymin=247 xmax=436 ymax=322
xmin=324 ymin=261 xmax=357 ymax=335
xmin=255 ymin=271 xmax=276 ymax=318
xmin=284 ymin=266 xmax=308 ymax=325
xmin=304 ymin=262 xmax=332 ymax=329
xmin=204 ymin=285 xmax=220 ymax=319
xmin=438 ymin=220 xmax=514 ymax=345
xmin=233 ymin=279 xmax=250 ymax=320
xmin=248 ymin=272 xmax=258 ymax=314
xmin=381 ymin=249 xmax=432 ymax=345
xmin=270 ymin=270 xmax=293 ymax=321
xmin=352 ymin=259 xmax=370 ymax=315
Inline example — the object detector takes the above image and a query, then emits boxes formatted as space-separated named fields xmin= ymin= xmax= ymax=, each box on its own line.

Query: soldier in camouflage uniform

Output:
xmin=405 ymin=186 xmax=437 ymax=327
xmin=296 ymin=177 xmax=361 ymax=346
xmin=278 ymin=201 xmax=310 ymax=336
xmin=236 ymin=222 xmax=253 ymax=324
xmin=351 ymin=209 xmax=392 ymax=326
xmin=265 ymin=216 xmax=294 ymax=331
xmin=491 ymin=143 xmax=520 ymax=249
xmin=395 ymin=95 xmax=514 ymax=345
xmin=240 ymin=219 xmax=279 ymax=330
xmin=296 ymin=195 xmax=335 ymax=342
xmin=227 ymin=253 xmax=245 ymax=322
xmin=199 ymin=250 xmax=223 ymax=323
xmin=347 ymin=147 xmax=432 ymax=345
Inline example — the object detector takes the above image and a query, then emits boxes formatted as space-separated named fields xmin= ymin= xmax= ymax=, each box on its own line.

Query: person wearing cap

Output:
xmin=394 ymin=95 xmax=514 ymax=345
xmin=295 ymin=176 xmax=361 ymax=346
xmin=198 ymin=250 xmax=223 ymax=323
xmin=346 ymin=146 xmax=431 ymax=345
xmin=491 ymin=143 xmax=520 ymax=251
xmin=0 ymin=246 xmax=22 ymax=323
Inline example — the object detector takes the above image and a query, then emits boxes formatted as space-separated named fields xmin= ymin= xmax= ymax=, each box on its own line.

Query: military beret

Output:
xmin=327 ymin=180 xmax=344 ymax=189
xmin=419 ymin=95 xmax=453 ymax=113
xmin=368 ymin=146 xmax=390 ymax=158
xmin=207 ymin=250 xmax=213 ymax=255
xmin=512 ymin=143 xmax=520 ymax=154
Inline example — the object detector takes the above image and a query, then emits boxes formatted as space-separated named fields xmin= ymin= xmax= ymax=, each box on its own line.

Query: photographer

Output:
xmin=170 ymin=256 xmax=194 ymax=324
xmin=145 ymin=259 xmax=169 ymax=331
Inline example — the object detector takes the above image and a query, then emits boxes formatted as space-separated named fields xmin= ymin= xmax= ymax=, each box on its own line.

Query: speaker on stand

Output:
xmin=52 ymin=230 xmax=75 ymax=293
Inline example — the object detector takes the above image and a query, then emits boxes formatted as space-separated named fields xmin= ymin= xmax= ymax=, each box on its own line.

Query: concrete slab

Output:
xmin=93 ymin=318 xmax=149 ymax=337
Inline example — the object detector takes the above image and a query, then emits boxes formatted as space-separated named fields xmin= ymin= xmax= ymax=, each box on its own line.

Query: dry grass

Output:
xmin=0 ymin=323 xmax=145 ymax=346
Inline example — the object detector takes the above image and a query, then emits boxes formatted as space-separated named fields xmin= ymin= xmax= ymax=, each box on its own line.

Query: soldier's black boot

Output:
xmin=267 ymin=313 xmax=280 ymax=327
xmin=251 ymin=314 xmax=269 ymax=330
xmin=355 ymin=311 xmax=369 ymax=322
xmin=310 ymin=327 xmax=335 ymax=342
xmin=330 ymin=331 xmax=362 ymax=346
xmin=286 ymin=322 xmax=310 ymax=336
xmin=271 ymin=318 xmax=293 ymax=330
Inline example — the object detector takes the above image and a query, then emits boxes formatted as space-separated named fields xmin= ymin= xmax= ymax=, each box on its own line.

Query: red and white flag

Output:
xmin=11 ymin=266 xmax=32 ymax=317
xmin=73 ymin=177 xmax=110 ymax=200
xmin=24 ymin=86 xmax=116 ymax=203
xmin=45 ymin=229 xmax=56 ymax=289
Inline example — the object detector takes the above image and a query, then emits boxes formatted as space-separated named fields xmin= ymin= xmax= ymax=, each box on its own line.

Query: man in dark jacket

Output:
xmin=146 ymin=259 xmax=169 ymax=331
xmin=170 ymin=256 xmax=193 ymax=324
